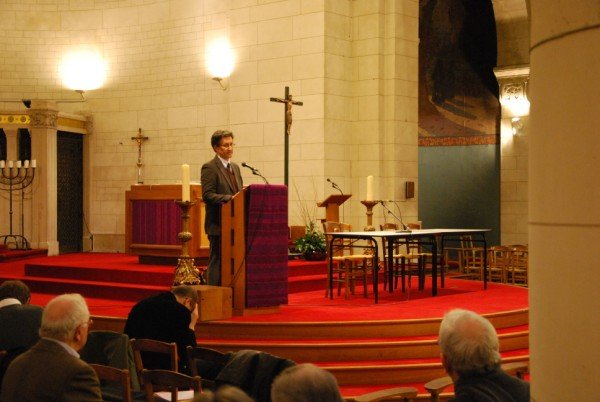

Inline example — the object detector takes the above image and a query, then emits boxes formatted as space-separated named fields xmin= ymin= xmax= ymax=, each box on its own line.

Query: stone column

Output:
xmin=494 ymin=66 xmax=530 ymax=245
xmin=529 ymin=1 xmax=600 ymax=400
xmin=28 ymin=100 xmax=59 ymax=255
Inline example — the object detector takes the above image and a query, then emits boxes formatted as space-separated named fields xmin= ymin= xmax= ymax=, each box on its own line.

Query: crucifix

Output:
xmin=270 ymin=86 xmax=303 ymax=186
xmin=131 ymin=128 xmax=149 ymax=184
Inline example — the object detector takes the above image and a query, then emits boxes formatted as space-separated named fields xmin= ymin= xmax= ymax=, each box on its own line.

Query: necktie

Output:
xmin=227 ymin=163 xmax=238 ymax=193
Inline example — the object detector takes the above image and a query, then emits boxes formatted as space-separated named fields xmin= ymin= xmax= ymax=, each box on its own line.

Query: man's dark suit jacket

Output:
xmin=0 ymin=338 xmax=102 ymax=402
xmin=123 ymin=291 xmax=196 ymax=373
xmin=201 ymin=155 xmax=243 ymax=236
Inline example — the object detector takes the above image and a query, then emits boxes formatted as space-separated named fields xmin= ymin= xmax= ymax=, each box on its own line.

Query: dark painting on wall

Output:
xmin=419 ymin=0 xmax=500 ymax=146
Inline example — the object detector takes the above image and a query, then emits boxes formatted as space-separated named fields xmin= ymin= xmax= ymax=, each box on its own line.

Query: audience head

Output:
xmin=438 ymin=309 xmax=501 ymax=378
xmin=194 ymin=385 xmax=253 ymax=402
xmin=0 ymin=280 xmax=31 ymax=304
xmin=39 ymin=293 xmax=92 ymax=351
xmin=171 ymin=285 xmax=198 ymax=312
xmin=271 ymin=363 xmax=343 ymax=402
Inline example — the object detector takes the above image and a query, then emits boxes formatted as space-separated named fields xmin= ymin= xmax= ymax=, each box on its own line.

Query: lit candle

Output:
xmin=0 ymin=160 xmax=4 ymax=168
xmin=16 ymin=160 xmax=22 ymax=168
xmin=31 ymin=160 xmax=37 ymax=168
xmin=366 ymin=175 xmax=373 ymax=201
xmin=181 ymin=164 xmax=190 ymax=202
xmin=8 ymin=160 xmax=13 ymax=168
xmin=24 ymin=160 xmax=29 ymax=168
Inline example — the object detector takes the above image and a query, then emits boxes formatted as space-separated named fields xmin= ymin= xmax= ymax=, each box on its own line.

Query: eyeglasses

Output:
xmin=220 ymin=143 xmax=235 ymax=149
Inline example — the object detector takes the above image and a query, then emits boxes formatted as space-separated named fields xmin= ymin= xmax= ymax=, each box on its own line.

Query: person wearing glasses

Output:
xmin=1 ymin=293 xmax=102 ymax=402
xmin=201 ymin=130 xmax=243 ymax=286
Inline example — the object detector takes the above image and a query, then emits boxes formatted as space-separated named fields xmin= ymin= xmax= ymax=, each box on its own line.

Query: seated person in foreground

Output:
xmin=438 ymin=308 xmax=530 ymax=402
xmin=271 ymin=363 xmax=343 ymax=402
xmin=124 ymin=285 xmax=199 ymax=373
xmin=0 ymin=293 xmax=102 ymax=402
xmin=0 ymin=280 xmax=44 ymax=387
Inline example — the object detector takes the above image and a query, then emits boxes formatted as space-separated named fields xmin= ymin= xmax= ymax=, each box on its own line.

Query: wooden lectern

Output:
xmin=317 ymin=194 xmax=352 ymax=222
xmin=220 ymin=184 xmax=288 ymax=315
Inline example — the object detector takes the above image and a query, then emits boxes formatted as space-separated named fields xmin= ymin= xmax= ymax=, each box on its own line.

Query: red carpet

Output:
xmin=0 ymin=252 xmax=529 ymax=321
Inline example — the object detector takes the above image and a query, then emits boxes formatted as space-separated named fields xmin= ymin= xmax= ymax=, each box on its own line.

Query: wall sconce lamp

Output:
xmin=511 ymin=117 xmax=523 ymax=136
xmin=0 ymin=90 xmax=86 ymax=108
xmin=206 ymin=38 xmax=235 ymax=90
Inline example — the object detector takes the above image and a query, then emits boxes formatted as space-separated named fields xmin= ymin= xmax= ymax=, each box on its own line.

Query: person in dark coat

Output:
xmin=0 ymin=280 xmax=43 ymax=388
xmin=123 ymin=285 xmax=199 ymax=373
xmin=438 ymin=309 xmax=530 ymax=402
xmin=201 ymin=130 xmax=243 ymax=286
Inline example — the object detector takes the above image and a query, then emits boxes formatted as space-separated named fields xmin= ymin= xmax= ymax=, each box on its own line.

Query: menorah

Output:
xmin=0 ymin=159 xmax=37 ymax=249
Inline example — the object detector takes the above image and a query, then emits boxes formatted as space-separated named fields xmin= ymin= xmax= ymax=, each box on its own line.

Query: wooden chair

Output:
xmin=461 ymin=235 xmax=486 ymax=280
xmin=186 ymin=346 xmax=228 ymax=390
xmin=140 ymin=369 xmax=201 ymax=402
xmin=353 ymin=386 xmax=418 ymax=402
xmin=487 ymin=246 xmax=512 ymax=283
xmin=130 ymin=339 xmax=178 ymax=387
xmin=380 ymin=223 xmax=424 ymax=292
xmin=509 ymin=245 xmax=528 ymax=286
xmin=90 ymin=363 xmax=133 ymax=402
xmin=424 ymin=362 xmax=529 ymax=402
xmin=323 ymin=221 xmax=377 ymax=299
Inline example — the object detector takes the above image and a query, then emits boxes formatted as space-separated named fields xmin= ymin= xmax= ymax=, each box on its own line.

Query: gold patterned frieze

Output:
xmin=29 ymin=109 xmax=58 ymax=129
xmin=0 ymin=114 xmax=30 ymax=125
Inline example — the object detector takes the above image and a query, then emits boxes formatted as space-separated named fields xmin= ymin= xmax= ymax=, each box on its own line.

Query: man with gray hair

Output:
xmin=438 ymin=309 xmax=529 ymax=401
xmin=0 ymin=293 xmax=102 ymax=402
xmin=271 ymin=363 xmax=343 ymax=402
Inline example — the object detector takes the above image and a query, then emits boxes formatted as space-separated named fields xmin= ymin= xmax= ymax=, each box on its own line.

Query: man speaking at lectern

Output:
xmin=201 ymin=130 xmax=243 ymax=286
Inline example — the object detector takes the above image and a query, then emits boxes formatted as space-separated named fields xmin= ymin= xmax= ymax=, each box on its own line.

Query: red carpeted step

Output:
xmin=24 ymin=263 xmax=174 ymax=286
xmin=0 ymin=248 xmax=48 ymax=262
xmin=288 ymin=260 xmax=328 ymax=277
xmin=0 ymin=273 xmax=169 ymax=301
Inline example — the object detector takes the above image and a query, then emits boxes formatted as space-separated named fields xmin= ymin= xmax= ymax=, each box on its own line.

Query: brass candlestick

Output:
xmin=360 ymin=200 xmax=379 ymax=231
xmin=173 ymin=200 xmax=204 ymax=286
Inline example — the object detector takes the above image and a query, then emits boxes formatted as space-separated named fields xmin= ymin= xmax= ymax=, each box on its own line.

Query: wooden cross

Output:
xmin=270 ymin=86 xmax=303 ymax=186
xmin=131 ymin=128 xmax=149 ymax=184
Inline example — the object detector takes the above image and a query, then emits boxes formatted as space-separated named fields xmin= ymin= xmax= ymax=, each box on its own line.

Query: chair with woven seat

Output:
xmin=425 ymin=361 xmax=529 ymax=402
xmin=130 ymin=339 xmax=178 ymax=387
xmin=509 ymin=245 xmax=528 ymax=286
xmin=323 ymin=221 xmax=377 ymax=299
xmin=460 ymin=235 xmax=486 ymax=280
xmin=140 ymin=369 xmax=202 ymax=402
xmin=380 ymin=222 xmax=424 ymax=292
xmin=353 ymin=386 xmax=418 ymax=402
xmin=487 ymin=245 xmax=512 ymax=283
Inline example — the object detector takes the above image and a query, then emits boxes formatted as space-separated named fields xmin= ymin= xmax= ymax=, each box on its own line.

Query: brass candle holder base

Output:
xmin=361 ymin=200 xmax=379 ymax=231
xmin=173 ymin=200 xmax=204 ymax=286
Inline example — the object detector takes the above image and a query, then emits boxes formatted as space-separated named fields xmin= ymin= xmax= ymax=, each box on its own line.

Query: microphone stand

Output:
xmin=379 ymin=201 xmax=410 ymax=232
xmin=250 ymin=168 xmax=269 ymax=184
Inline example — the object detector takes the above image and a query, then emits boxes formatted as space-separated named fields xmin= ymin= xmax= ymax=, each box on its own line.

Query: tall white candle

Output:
xmin=181 ymin=164 xmax=190 ymax=202
xmin=8 ymin=160 xmax=13 ymax=168
xmin=366 ymin=175 xmax=374 ymax=201
xmin=24 ymin=160 xmax=29 ymax=168
xmin=0 ymin=160 xmax=4 ymax=168
xmin=16 ymin=160 xmax=22 ymax=168
xmin=31 ymin=159 xmax=37 ymax=168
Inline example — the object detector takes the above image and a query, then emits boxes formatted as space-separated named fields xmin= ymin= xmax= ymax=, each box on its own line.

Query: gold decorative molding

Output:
xmin=0 ymin=114 xmax=30 ymax=125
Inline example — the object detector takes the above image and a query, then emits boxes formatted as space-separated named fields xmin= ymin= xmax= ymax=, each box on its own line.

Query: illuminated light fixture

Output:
xmin=206 ymin=38 xmax=235 ymax=90
xmin=511 ymin=117 xmax=523 ymax=136
xmin=59 ymin=49 xmax=107 ymax=94
xmin=495 ymin=65 xmax=530 ymax=117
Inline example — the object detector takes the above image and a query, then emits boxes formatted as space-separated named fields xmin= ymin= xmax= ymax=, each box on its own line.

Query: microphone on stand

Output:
xmin=241 ymin=162 xmax=269 ymax=184
xmin=326 ymin=178 xmax=343 ymax=195
xmin=379 ymin=200 xmax=410 ymax=232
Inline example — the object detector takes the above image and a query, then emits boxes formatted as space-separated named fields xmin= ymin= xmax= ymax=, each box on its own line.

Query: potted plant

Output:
xmin=294 ymin=221 xmax=327 ymax=261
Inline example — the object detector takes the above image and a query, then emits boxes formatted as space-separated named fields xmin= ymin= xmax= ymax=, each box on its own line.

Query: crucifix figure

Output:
xmin=270 ymin=86 xmax=303 ymax=186
xmin=131 ymin=128 xmax=149 ymax=184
